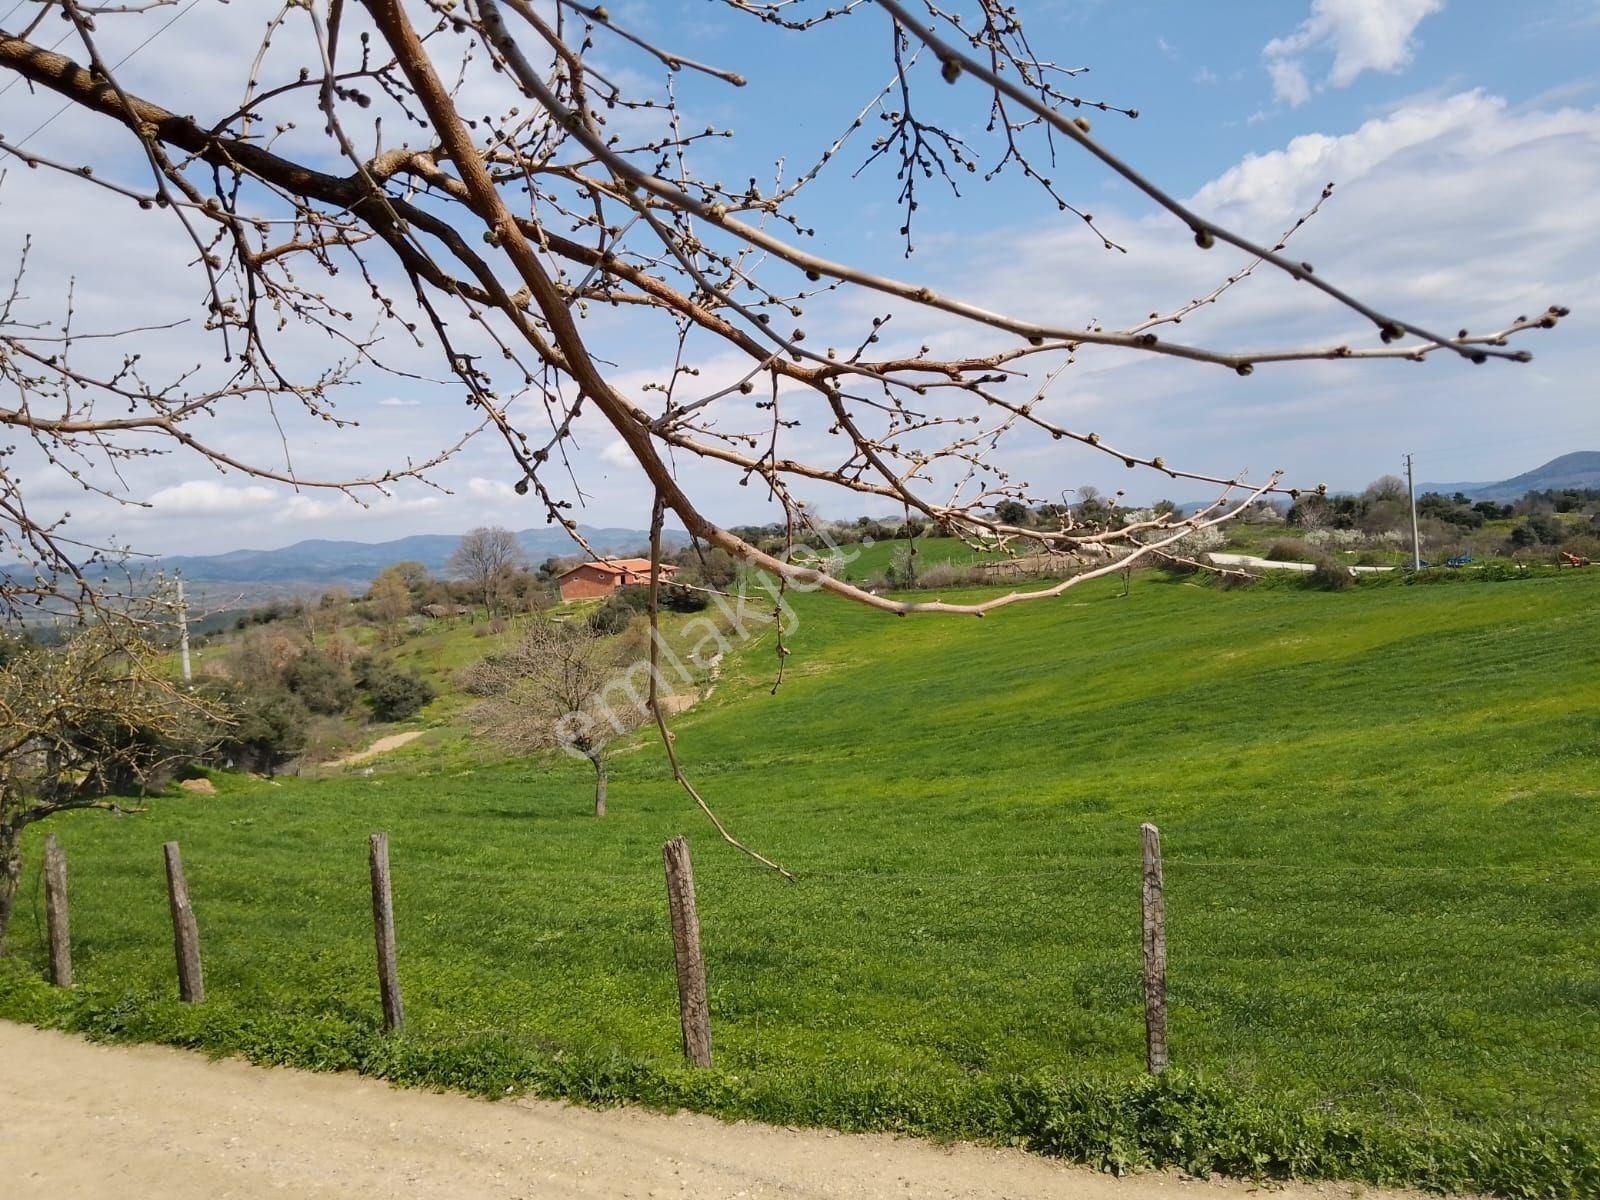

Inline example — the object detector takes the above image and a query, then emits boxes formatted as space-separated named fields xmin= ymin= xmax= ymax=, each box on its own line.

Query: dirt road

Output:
xmin=0 ymin=1022 xmax=1400 ymax=1199
xmin=327 ymin=729 xmax=425 ymax=766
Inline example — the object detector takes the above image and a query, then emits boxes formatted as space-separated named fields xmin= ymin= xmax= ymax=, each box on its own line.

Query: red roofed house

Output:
xmin=556 ymin=557 xmax=678 ymax=602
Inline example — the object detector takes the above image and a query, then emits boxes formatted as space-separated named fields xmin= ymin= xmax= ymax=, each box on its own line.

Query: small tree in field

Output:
xmin=461 ymin=620 xmax=645 ymax=818
xmin=448 ymin=528 xmax=527 ymax=619
xmin=0 ymin=623 xmax=217 ymax=948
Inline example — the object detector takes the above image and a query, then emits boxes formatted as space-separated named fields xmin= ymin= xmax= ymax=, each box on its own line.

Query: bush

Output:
xmin=884 ymin=547 xmax=919 ymax=589
xmin=916 ymin=561 xmax=967 ymax=590
xmin=355 ymin=659 xmax=435 ymax=722
xmin=1266 ymin=539 xmax=1312 ymax=562
xmin=661 ymin=582 xmax=709 ymax=612
xmin=285 ymin=649 xmax=356 ymax=715
xmin=1562 ymin=534 xmax=1600 ymax=562
xmin=207 ymin=683 xmax=308 ymax=775
xmin=1309 ymin=555 xmax=1355 ymax=591
xmin=676 ymin=547 xmax=738 ymax=591
xmin=1513 ymin=512 xmax=1567 ymax=548
xmin=590 ymin=588 xmax=647 ymax=635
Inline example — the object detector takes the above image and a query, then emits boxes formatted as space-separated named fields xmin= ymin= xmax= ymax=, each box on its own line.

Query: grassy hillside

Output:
xmin=4 ymin=570 xmax=1598 ymax=1194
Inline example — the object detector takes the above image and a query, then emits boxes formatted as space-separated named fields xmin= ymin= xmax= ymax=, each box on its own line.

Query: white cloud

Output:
xmin=283 ymin=496 xmax=338 ymax=522
xmin=1265 ymin=0 xmax=1445 ymax=105
xmin=378 ymin=397 xmax=422 ymax=408
xmin=147 ymin=481 xmax=277 ymax=516
xmin=884 ymin=89 xmax=1600 ymax=501
xmin=466 ymin=478 xmax=518 ymax=500
xmin=1267 ymin=60 xmax=1312 ymax=108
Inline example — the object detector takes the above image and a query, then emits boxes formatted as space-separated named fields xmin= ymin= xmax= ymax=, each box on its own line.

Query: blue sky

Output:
xmin=3 ymin=0 xmax=1598 ymax=554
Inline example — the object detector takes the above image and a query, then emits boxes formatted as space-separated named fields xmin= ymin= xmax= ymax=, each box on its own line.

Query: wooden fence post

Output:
xmin=1140 ymin=822 xmax=1168 ymax=1074
xmin=368 ymin=832 xmax=405 ymax=1034
xmin=42 ymin=833 xmax=72 ymax=987
xmin=163 ymin=841 xmax=204 ymax=1003
xmin=662 ymin=836 xmax=712 ymax=1067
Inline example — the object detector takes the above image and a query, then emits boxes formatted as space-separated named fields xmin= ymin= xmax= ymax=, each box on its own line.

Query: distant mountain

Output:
xmin=1421 ymin=452 xmax=1600 ymax=503
xmin=153 ymin=524 xmax=685 ymax=588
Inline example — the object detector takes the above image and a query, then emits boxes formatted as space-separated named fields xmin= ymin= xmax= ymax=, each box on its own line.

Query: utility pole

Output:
xmin=176 ymin=574 xmax=192 ymax=682
xmin=1404 ymin=453 xmax=1422 ymax=571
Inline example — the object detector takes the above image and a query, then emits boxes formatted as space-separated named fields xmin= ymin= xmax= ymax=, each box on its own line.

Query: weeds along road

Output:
xmin=1 ymin=1021 xmax=1439 ymax=1200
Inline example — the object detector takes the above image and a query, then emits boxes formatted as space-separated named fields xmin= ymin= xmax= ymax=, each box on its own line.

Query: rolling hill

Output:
xmin=153 ymin=524 xmax=686 ymax=585
xmin=1421 ymin=450 xmax=1600 ymax=501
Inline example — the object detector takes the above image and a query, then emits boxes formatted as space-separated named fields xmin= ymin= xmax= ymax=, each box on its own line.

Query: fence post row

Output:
xmin=163 ymin=841 xmax=205 ymax=1004
xmin=1140 ymin=822 xmax=1168 ymax=1074
xmin=662 ymin=835 xmax=713 ymax=1068
xmin=43 ymin=833 xmax=72 ymax=988
xmin=94 ymin=828 xmax=1170 ymax=1067
xmin=369 ymin=831 xmax=405 ymax=1034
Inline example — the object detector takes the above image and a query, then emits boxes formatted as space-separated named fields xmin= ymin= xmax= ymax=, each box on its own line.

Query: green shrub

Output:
xmin=1266 ymin=539 xmax=1312 ymax=562
xmin=355 ymin=659 xmax=435 ymax=722
xmin=590 ymin=588 xmax=647 ymax=635
xmin=285 ymin=650 xmax=355 ymax=715
xmin=660 ymin=582 xmax=709 ymax=612
xmin=206 ymin=682 xmax=308 ymax=775
xmin=1308 ymin=556 xmax=1355 ymax=591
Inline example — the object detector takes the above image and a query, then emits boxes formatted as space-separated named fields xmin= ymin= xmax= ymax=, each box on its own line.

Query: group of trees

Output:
xmin=207 ymin=628 xmax=434 ymax=772
xmin=1289 ymin=478 xmax=1600 ymax=559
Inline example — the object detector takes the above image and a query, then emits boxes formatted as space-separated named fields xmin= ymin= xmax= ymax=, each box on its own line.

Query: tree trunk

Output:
xmin=0 ymin=825 xmax=21 ymax=954
xmin=589 ymin=750 xmax=607 ymax=818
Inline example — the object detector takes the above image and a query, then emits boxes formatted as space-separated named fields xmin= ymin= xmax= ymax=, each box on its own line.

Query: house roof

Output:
xmin=557 ymin=557 xmax=677 ymax=579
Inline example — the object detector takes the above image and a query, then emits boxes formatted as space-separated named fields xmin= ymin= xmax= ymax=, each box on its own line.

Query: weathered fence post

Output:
xmin=1140 ymin=822 xmax=1168 ymax=1074
xmin=42 ymin=833 xmax=72 ymax=987
xmin=163 ymin=841 xmax=204 ymax=1003
xmin=368 ymin=831 xmax=405 ymax=1034
xmin=662 ymin=836 xmax=712 ymax=1067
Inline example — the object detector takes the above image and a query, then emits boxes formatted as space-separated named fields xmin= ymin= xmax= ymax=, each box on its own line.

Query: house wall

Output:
xmin=557 ymin=564 xmax=680 ymax=602
xmin=559 ymin=567 xmax=619 ymax=601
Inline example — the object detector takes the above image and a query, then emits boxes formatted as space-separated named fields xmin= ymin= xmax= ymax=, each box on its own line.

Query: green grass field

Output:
xmin=4 ymin=569 xmax=1598 ymax=1194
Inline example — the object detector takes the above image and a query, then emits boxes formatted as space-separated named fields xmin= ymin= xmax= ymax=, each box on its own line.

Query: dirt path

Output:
xmin=0 ymin=1022 xmax=1419 ymax=1200
xmin=328 ymin=729 xmax=425 ymax=767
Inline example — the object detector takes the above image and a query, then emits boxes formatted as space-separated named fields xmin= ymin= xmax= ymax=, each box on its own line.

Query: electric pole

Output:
xmin=176 ymin=574 xmax=192 ymax=682
xmin=1404 ymin=453 xmax=1422 ymax=571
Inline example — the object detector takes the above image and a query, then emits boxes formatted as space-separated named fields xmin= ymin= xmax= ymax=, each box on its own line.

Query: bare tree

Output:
xmin=1364 ymin=475 xmax=1409 ymax=503
xmin=461 ymin=618 xmax=644 ymax=817
xmin=0 ymin=619 xmax=218 ymax=946
xmin=0 ymin=0 xmax=1567 ymax=627
xmin=447 ymin=527 xmax=527 ymax=618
